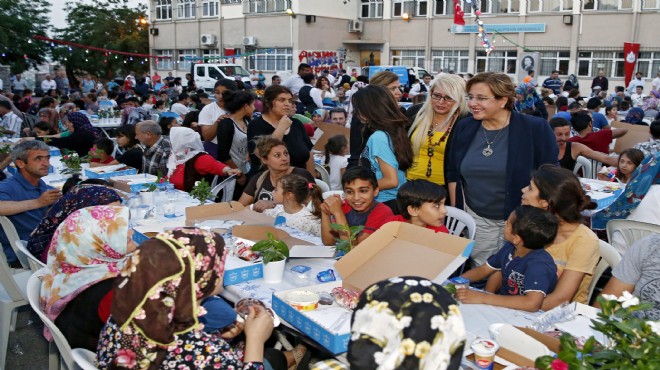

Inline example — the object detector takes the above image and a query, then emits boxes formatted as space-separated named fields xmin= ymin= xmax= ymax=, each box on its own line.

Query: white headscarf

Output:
xmin=166 ymin=126 xmax=206 ymax=176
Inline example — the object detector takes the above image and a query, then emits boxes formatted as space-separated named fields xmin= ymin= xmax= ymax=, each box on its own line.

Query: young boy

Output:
xmin=321 ymin=166 xmax=393 ymax=246
xmin=386 ymin=179 xmax=449 ymax=233
xmin=456 ymin=205 xmax=559 ymax=312
xmin=89 ymin=138 xmax=115 ymax=166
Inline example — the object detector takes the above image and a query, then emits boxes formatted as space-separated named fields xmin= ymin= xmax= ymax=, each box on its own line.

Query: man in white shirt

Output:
xmin=631 ymin=86 xmax=647 ymax=107
xmin=298 ymin=73 xmax=323 ymax=113
xmin=652 ymin=71 xmax=660 ymax=92
xmin=627 ymin=72 xmax=645 ymax=95
xmin=40 ymin=74 xmax=56 ymax=92
xmin=0 ymin=100 xmax=23 ymax=138
xmin=282 ymin=63 xmax=312 ymax=96
xmin=409 ymin=74 xmax=433 ymax=98
xmin=170 ymin=92 xmax=190 ymax=117
xmin=12 ymin=74 xmax=27 ymax=96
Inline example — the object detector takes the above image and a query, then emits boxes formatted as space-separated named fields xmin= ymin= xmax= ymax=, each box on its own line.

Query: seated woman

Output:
xmin=167 ymin=126 xmax=241 ymax=192
xmin=239 ymin=136 xmax=315 ymax=213
xmin=27 ymin=184 xmax=122 ymax=263
xmin=40 ymin=205 xmax=137 ymax=351
xmin=97 ymin=228 xmax=291 ymax=370
xmin=105 ymin=124 xmax=143 ymax=170
xmin=47 ymin=112 xmax=101 ymax=156
xmin=33 ymin=121 xmax=58 ymax=137
xmin=514 ymin=82 xmax=548 ymax=119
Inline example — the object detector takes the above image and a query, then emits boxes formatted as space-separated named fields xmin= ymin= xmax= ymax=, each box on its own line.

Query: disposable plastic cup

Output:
xmin=470 ymin=339 xmax=499 ymax=370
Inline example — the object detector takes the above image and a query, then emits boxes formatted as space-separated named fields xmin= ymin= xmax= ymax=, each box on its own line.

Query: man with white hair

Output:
xmin=136 ymin=120 xmax=172 ymax=176
xmin=41 ymin=74 xmax=56 ymax=92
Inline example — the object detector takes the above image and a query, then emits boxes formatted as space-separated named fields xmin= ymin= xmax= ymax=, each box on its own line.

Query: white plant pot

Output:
xmin=140 ymin=191 xmax=155 ymax=206
xmin=262 ymin=259 xmax=287 ymax=284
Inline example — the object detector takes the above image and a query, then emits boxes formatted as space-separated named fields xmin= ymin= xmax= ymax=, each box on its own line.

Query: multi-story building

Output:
xmin=148 ymin=0 xmax=660 ymax=93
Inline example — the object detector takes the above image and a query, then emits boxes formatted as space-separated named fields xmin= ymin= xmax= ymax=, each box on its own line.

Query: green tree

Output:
xmin=0 ymin=0 xmax=51 ymax=74
xmin=52 ymin=0 xmax=149 ymax=86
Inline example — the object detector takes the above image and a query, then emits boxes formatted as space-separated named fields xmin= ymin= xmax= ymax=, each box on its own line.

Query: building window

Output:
xmin=642 ymin=0 xmax=660 ymax=9
xmin=177 ymin=0 xmax=196 ymax=19
xmin=361 ymin=0 xmax=383 ymax=18
xmin=203 ymin=49 xmax=222 ymax=62
xmin=155 ymin=0 xmax=172 ymax=20
xmin=248 ymin=48 xmax=292 ymax=72
xmin=431 ymin=50 xmax=468 ymax=73
xmin=539 ymin=51 xmax=570 ymax=75
xmin=202 ymin=0 xmax=219 ymax=16
xmin=577 ymin=51 xmax=625 ymax=78
xmin=527 ymin=0 xmax=573 ymax=11
xmin=178 ymin=49 xmax=197 ymax=71
xmin=637 ymin=52 xmax=660 ymax=78
xmin=494 ymin=0 xmax=520 ymax=13
xmin=393 ymin=0 xmax=427 ymax=17
xmin=244 ymin=0 xmax=291 ymax=13
xmin=476 ymin=50 xmax=518 ymax=74
xmin=391 ymin=49 xmax=425 ymax=68
xmin=417 ymin=0 xmax=428 ymax=15
xmin=434 ymin=0 xmax=451 ymax=14
xmin=220 ymin=0 xmax=241 ymax=3
xmin=156 ymin=50 xmax=174 ymax=70
xmin=583 ymin=0 xmax=633 ymax=11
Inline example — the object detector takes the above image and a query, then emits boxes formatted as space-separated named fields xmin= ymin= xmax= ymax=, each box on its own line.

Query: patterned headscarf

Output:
xmin=514 ymin=83 xmax=541 ymax=112
xmin=40 ymin=206 xmax=134 ymax=333
xmin=28 ymin=185 xmax=122 ymax=262
xmin=107 ymin=227 xmax=227 ymax=369
xmin=642 ymin=90 xmax=660 ymax=112
xmin=624 ymin=107 xmax=646 ymax=125
xmin=348 ymin=276 xmax=466 ymax=370
xmin=66 ymin=111 xmax=102 ymax=137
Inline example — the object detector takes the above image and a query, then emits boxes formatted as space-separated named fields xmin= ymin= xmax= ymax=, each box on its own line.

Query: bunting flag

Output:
xmin=454 ymin=0 xmax=466 ymax=25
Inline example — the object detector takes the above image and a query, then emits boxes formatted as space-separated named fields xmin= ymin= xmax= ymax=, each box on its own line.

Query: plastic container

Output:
xmin=285 ymin=291 xmax=320 ymax=311
xmin=470 ymin=339 xmax=499 ymax=370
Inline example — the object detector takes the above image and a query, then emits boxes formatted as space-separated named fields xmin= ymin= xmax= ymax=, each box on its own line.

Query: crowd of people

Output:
xmin=1 ymin=64 xmax=659 ymax=370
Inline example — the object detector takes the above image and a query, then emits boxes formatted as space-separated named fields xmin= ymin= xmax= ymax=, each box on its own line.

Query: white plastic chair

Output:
xmin=586 ymin=240 xmax=622 ymax=304
xmin=15 ymin=240 xmax=46 ymax=272
xmin=209 ymin=175 xmax=237 ymax=203
xmin=72 ymin=348 xmax=98 ymax=370
xmin=444 ymin=206 xmax=476 ymax=240
xmin=314 ymin=163 xmax=330 ymax=186
xmin=573 ymin=156 xmax=594 ymax=179
xmin=606 ymin=219 xmax=660 ymax=256
xmin=315 ymin=179 xmax=330 ymax=193
xmin=27 ymin=269 xmax=76 ymax=370
xmin=0 ymin=250 xmax=31 ymax=370
xmin=0 ymin=216 xmax=29 ymax=270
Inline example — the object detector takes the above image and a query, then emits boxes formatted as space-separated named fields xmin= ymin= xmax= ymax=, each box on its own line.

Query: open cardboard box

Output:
xmin=312 ymin=122 xmax=350 ymax=151
xmin=232 ymin=225 xmax=315 ymax=248
xmin=491 ymin=326 xmax=561 ymax=368
xmin=185 ymin=201 xmax=274 ymax=231
xmin=334 ymin=222 xmax=474 ymax=292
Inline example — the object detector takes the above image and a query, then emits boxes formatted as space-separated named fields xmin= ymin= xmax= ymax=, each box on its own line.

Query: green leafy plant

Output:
xmin=143 ymin=172 xmax=169 ymax=192
xmin=331 ymin=223 xmax=364 ymax=254
xmin=189 ymin=178 xmax=212 ymax=204
xmin=0 ymin=145 xmax=10 ymax=155
xmin=60 ymin=152 xmax=89 ymax=175
xmin=535 ymin=292 xmax=660 ymax=370
xmin=251 ymin=232 xmax=289 ymax=264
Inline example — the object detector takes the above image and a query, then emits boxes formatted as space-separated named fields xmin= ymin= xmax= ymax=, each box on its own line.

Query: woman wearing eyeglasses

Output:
xmin=446 ymin=72 xmax=557 ymax=268
xmin=407 ymin=74 xmax=469 ymax=185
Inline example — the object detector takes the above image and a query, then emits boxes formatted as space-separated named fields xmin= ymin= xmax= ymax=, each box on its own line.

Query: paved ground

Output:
xmin=6 ymin=307 xmax=49 ymax=370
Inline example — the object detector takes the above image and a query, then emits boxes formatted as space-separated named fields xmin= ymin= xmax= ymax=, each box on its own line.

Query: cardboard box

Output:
xmin=312 ymin=122 xmax=350 ymax=151
xmin=612 ymin=121 xmax=651 ymax=154
xmin=224 ymin=255 xmax=264 ymax=285
xmin=334 ymin=222 xmax=474 ymax=292
xmin=185 ymin=201 xmax=276 ymax=230
xmin=85 ymin=165 xmax=137 ymax=179
xmin=232 ymin=225 xmax=316 ymax=248
xmin=494 ymin=326 xmax=561 ymax=368
xmin=110 ymin=174 xmax=160 ymax=193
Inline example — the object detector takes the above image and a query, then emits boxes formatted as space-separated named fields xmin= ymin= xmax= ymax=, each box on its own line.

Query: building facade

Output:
xmin=148 ymin=0 xmax=660 ymax=93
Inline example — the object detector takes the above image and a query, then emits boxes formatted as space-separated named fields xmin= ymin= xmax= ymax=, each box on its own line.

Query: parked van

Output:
xmin=360 ymin=66 xmax=431 ymax=88
xmin=191 ymin=63 xmax=252 ymax=92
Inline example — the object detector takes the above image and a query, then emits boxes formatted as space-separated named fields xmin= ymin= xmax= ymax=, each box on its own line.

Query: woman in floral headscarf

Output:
xmin=514 ymin=82 xmax=548 ymax=119
xmin=28 ymin=184 xmax=122 ymax=263
xmin=40 ymin=205 xmax=138 ymax=351
xmin=48 ymin=112 xmax=102 ymax=156
xmin=97 ymin=227 xmax=275 ymax=370
xmin=642 ymin=90 xmax=660 ymax=112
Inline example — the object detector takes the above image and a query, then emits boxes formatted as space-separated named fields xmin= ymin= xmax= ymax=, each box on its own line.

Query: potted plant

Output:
xmin=60 ymin=152 xmax=88 ymax=175
xmin=331 ymin=223 xmax=364 ymax=255
xmin=189 ymin=178 xmax=212 ymax=205
xmin=251 ymin=232 xmax=289 ymax=283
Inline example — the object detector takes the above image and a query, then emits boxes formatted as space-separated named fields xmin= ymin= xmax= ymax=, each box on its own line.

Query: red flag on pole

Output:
xmin=623 ymin=42 xmax=640 ymax=88
xmin=454 ymin=0 xmax=465 ymax=25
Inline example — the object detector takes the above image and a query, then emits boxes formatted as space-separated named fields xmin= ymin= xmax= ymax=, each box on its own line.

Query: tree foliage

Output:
xmin=0 ymin=0 xmax=51 ymax=73
xmin=51 ymin=0 xmax=149 ymax=83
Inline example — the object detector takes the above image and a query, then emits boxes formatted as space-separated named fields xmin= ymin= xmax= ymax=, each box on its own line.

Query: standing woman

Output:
xmin=446 ymin=72 xmax=557 ymax=267
xmin=247 ymin=85 xmax=314 ymax=177
xmin=352 ymin=85 xmax=414 ymax=213
xmin=407 ymin=74 xmax=469 ymax=186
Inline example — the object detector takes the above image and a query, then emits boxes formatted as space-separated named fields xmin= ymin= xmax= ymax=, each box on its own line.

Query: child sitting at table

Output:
xmin=456 ymin=205 xmax=559 ymax=312
xmin=386 ymin=179 xmax=449 ymax=233
xmin=89 ymin=138 xmax=115 ymax=166
xmin=264 ymin=173 xmax=323 ymax=236
xmin=321 ymin=166 xmax=393 ymax=246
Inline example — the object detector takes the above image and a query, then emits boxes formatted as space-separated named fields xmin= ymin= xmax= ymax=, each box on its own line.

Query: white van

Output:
xmin=191 ymin=63 xmax=252 ymax=92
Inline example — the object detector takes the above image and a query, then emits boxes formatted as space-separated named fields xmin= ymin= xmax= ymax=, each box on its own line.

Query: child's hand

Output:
xmin=455 ymin=288 xmax=486 ymax=305
xmin=252 ymin=200 xmax=275 ymax=213
xmin=323 ymin=195 xmax=343 ymax=215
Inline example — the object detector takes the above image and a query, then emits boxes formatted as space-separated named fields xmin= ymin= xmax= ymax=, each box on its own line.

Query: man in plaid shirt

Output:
xmin=136 ymin=120 xmax=172 ymax=176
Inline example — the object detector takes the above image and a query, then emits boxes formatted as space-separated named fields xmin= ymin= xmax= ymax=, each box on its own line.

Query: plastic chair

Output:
xmin=0 ymin=216 xmax=29 ymax=269
xmin=15 ymin=240 xmax=46 ymax=272
xmin=315 ymin=179 xmax=330 ymax=193
xmin=444 ymin=206 xmax=476 ymax=240
xmin=573 ymin=156 xmax=594 ymax=179
xmin=314 ymin=163 xmax=330 ymax=186
xmin=606 ymin=219 xmax=660 ymax=255
xmin=72 ymin=348 xmax=98 ymax=370
xmin=27 ymin=269 xmax=76 ymax=370
xmin=0 ymin=249 xmax=31 ymax=370
xmin=209 ymin=175 xmax=237 ymax=203
xmin=586 ymin=240 xmax=622 ymax=304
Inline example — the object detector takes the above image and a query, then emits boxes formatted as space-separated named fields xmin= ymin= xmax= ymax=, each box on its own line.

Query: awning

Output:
xmin=342 ymin=39 xmax=386 ymax=45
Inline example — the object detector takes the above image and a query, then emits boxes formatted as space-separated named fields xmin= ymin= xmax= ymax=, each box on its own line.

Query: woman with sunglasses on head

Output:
xmin=407 ymin=74 xmax=469 ymax=186
xmin=446 ymin=72 xmax=557 ymax=269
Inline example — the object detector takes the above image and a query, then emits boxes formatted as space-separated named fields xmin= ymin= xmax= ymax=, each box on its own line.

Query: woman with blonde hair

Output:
xmin=407 ymin=74 xmax=469 ymax=185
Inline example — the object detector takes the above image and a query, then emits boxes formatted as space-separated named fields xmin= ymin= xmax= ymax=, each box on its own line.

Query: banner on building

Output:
xmin=623 ymin=42 xmax=640 ymax=87
xmin=298 ymin=50 xmax=342 ymax=73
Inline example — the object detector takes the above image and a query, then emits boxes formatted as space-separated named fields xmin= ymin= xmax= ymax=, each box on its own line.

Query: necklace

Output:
xmin=481 ymin=114 xmax=510 ymax=157
xmin=424 ymin=113 xmax=457 ymax=177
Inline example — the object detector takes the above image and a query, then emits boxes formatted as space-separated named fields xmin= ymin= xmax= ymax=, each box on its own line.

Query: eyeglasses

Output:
xmin=430 ymin=93 xmax=455 ymax=103
xmin=465 ymin=95 xmax=497 ymax=102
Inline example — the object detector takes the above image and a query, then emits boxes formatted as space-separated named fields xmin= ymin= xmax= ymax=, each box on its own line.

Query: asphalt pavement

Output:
xmin=6 ymin=307 xmax=49 ymax=370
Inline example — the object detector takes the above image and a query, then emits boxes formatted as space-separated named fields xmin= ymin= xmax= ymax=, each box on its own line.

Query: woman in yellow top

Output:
xmin=407 ymin=74 xmax=469 ymax=185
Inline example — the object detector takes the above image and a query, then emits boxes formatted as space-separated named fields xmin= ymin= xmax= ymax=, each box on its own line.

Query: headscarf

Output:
xmin=567 ymin=74 xmax=579 ymax=88
xmin=66 ymin=111 xmax=102 ymax=137
xmin=642 ymin=90 xmax=660 ymax=112
xmin=592 ymin=152 xmax=660 ymax=229
xmin=40 ymin=206 xmax=134 ymax=336
xmin=166 ymin=126 xmax=206 ymax=176
xmin=624 ymin=107 xmax=646 ymax=125
xmin=312 ymin=109 xmax=327 ymax=121
xmin=348 ymin=276 xmax=466 ymax=370
xmin=28 ymin=184 xmax=122 ymax=262
xmin=514 ymin=83 xmax=541 ymax=112
xmin=108 ymin=227 xmax=227 ymax=370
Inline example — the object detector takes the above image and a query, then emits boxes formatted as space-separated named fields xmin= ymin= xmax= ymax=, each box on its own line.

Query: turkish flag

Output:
xmin=623 ymin=42 xmax=640 ymax=87
xmin=454 ymin=0 xmax=465 ymax=25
